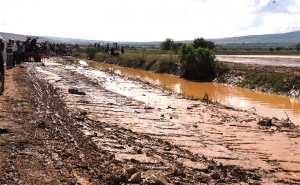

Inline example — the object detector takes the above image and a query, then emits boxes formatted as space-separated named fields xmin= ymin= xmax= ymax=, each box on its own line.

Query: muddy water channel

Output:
xmin=87 ymin=61 xmax=300 ymax=125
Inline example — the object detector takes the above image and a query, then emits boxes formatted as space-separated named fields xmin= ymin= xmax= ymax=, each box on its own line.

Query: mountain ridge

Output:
xmin=1 ymin=30 xmax=299 ymax=46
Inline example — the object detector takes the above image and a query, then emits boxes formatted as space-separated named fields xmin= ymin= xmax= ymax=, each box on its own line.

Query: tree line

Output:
xmin=161 ymin=37 xmax=217 ymax=81
xmin=160 ymin=37 xmax=215 ymax=51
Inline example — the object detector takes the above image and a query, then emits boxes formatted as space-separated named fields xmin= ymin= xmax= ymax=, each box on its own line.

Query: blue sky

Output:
xmin=1 ymin=0 xmax=300 ymax=42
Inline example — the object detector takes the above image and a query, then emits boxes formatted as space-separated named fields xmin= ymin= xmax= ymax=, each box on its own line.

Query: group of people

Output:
xmin=0 ymin=37 xmax=34 ymax=94
xmin=5 ymin=38 xmax=25 ymax=69
xmin=24 ymin=37 xmax=53 ymax=57
xmin=90 ymin=42 xmax=125 ymax=56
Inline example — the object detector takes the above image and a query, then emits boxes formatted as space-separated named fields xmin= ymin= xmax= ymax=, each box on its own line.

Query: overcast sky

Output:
xmin=1 ymin=0 xmax=300 ymax=42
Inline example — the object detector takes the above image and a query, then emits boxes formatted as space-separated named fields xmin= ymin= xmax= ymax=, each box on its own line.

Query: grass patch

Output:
xmin=215 ymin=60 xmax=230 ymax=77
xmin=240 ymin=73 xmax=289 ymax=92
xmin=94 ymin=52 xmax=107 ymax=61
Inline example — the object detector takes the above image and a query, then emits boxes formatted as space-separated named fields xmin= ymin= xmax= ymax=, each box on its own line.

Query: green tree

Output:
xmin=179 ymin=44 xmax=216 ymax=81
xmin=60 ymin=43 xmax=66 ymax=48
xmin=193 ymin=37 xmax=215 ymax=50
xmin=161 ymin=38 xmax=181 ymax=52
xmin=276 ymin=47 xmax=281 ymax=51
xmin=296 ymin=43 xmax=300 ymax=51
xmin=269 ymin=47 xmax=274 ymax=51
xmin=73 ymin=43 xmax=79 ymax=50
xmin=161 ymin=38 xmax=174 ymax=50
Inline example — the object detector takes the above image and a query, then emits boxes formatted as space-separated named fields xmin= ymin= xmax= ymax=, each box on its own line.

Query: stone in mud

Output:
xmin=172 ymin=167 xmax=185 ymax=177
xmin=68 ymin=87 xmax=86 ymax=95
xmin=110 ymin=165 xmax=129 ymax=183
xmin=0 ymin=127 xmax=8 ymax=134
xmin=128 ymin=172 xmax=142 ymax=183
xmin=257 ymin=118 xmax=273 ymax=127
xmin=211 ymin=172 xmax=220 ymax=180
xmin=37 ymin=121 xmax=47 ymax=129
xmin=144 ymin=171 xmax=173 ymax=185
xmin=148 ymin=175 xmax=167 ymax=185
xmin=126 ymin=167 xmax=139 ymax=176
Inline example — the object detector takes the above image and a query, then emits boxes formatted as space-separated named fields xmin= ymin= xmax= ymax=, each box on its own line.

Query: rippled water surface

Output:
xmin=87 ymin=60 xmax=300 ymax=125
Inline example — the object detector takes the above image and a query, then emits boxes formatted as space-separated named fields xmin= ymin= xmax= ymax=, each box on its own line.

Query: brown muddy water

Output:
xmin=86 ymin=60 xmax=300 ymax=126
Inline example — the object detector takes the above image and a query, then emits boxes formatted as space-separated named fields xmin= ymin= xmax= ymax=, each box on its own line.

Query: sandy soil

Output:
xmin=0 ymin=57 xmax=299 ymax=184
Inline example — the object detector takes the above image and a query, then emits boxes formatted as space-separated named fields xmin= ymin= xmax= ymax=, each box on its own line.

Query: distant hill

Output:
xmin=209 ymin=30 xmax=300 ymax=45
xmin=1 ymin=30 xmax=300 ymax=46
xmin=0 ymin=32 xmax=61 ymax=44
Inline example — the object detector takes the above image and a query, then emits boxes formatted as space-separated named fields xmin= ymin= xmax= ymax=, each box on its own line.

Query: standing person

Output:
xmin=45 ymin=43 xmax=50 ymax=56
xmin=16 ymin=40 xmax=23 ymax=64
xmin=12 ymin=39 xmax=17 ymax=67
xmin=6 ymin=39 xmax=13 ymax=69
xmin=121 ymin=46 xmax=124 ymax=55
xmin=0 ymin=37 xmax=5 ymax=93
xmin=21 ymin=42 xmax=25 ymax=62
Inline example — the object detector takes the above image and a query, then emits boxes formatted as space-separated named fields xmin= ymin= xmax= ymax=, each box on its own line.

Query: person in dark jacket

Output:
xmin=0 ymin=37 xmax=5 ymax=94
xmin=16 ymin=40 xmax=23 ymax=64
xmin=6 ymin=39 xmax=13 ymax=69
xmin=121 ymin=46 xmax=124 ymax=55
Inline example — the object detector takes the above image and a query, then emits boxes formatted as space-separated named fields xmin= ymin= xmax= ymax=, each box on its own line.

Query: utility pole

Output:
xmin=234 ymin=35 xmax=236 ymax=53
xmin=234 ymin=35 xmax=236 ymax=46
xmin=2 ymin=22 xmax=4 ymax=40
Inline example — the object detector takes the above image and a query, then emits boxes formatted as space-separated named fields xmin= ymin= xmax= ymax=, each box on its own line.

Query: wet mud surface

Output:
xmin=216 ymin=55 xmax=300 ymax=67
xmin=0 ymin=58 xmax=300 ymax=184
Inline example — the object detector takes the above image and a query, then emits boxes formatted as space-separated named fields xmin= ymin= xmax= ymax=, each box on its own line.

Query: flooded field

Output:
xmin=87 ymin=60 xmax=300 ymax=126
xmin=216 ymin=55 xmax=300 ymax=67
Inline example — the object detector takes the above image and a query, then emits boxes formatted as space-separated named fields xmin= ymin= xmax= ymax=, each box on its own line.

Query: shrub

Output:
xmin=94 ymin=52 xmax=106 ymax=61
xmin=84 ymin=46 xmax=97 ymax=59
xmin=296 ymin=43 xmax=300 ymax=51
xmin=157 ymin=55 xmax=176 ymax=73
xmin=215 ymin=60 xmax=230 ymax=76
xmin=161 ymin=38 xmax=182 ymax=52
xmin=179 ymin=44 xmax=216 ymax=81
xmin=193 ymin=37 xmax=215 ymax=50
xmin=79 ymin=53 xmax=87 ymax=59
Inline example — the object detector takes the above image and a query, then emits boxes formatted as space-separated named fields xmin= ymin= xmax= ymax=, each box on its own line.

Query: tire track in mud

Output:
xmin=0 ymin=67 xmax=84 ymax=184
xmin=25 ymin=60 xmax=277 ymax=184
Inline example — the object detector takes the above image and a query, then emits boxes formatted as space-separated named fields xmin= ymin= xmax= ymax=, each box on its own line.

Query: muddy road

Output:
xmin=0 ymin=57 xmax=299 ymax=184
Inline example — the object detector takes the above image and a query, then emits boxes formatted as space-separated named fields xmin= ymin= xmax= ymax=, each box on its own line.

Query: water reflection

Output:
xmin=87 ymin=61 xmax=300 ymax=125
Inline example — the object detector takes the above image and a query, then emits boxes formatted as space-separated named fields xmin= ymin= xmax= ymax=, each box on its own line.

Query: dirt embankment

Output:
xmin=214 ymin=61 xmax=300 ymax=97
xmin=0 ymin=59 xmax=300 ymax=184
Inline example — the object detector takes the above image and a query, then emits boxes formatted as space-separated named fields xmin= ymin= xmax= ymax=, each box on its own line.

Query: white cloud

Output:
xmin=0 ymin=0 xmax=299 ymax=41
